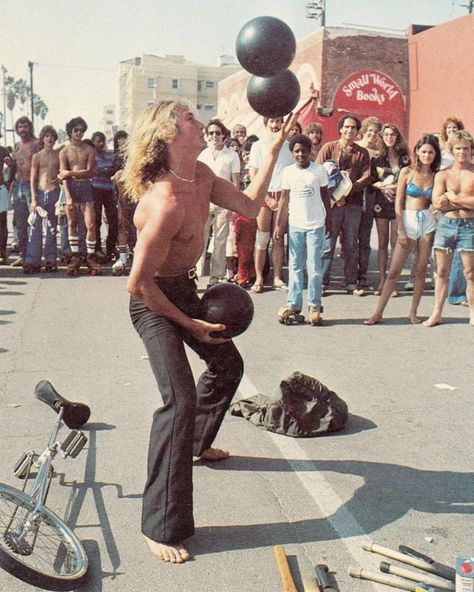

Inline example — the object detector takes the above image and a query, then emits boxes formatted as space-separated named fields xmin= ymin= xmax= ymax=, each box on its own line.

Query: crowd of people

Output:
xmin=191 ymin=113 xmax=473 ymax=327
xmin=0 ymin=111 xmax=472 ymax=326
xmin=0 ymin=115 xmax=134 ymax=276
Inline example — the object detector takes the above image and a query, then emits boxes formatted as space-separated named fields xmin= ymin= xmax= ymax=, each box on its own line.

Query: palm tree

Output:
xmin=13 ymin=79 xmax=30 ymax=111
xmin=33 ymin=95 xmax=49 ymax=120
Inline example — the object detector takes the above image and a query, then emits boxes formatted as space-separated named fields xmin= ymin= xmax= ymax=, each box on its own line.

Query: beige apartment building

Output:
xmin=118 ymin=53 xmax=240 ymax=131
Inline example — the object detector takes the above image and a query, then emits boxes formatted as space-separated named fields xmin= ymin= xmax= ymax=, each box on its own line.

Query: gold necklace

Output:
xmin=169 ymin=169 xmax=195 ymax=183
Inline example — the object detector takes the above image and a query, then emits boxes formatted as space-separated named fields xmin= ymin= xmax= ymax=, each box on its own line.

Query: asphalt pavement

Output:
xmin=0 ymin=251 xmax=472 ymax=592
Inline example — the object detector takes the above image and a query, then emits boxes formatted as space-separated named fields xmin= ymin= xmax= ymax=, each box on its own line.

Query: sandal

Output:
xmin=273 ymin=281 xmax=288 ymax=292
xmin=250 ymin=283 xmax=263 ymax=294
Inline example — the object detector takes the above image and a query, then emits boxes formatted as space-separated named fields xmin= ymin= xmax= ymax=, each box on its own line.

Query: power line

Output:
xmin=36 ymin=62 xmax=116 ymax=72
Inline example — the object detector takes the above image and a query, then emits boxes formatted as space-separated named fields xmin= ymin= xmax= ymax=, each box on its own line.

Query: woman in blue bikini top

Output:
xmin=364 ymin=134 xmax=441 ymax=326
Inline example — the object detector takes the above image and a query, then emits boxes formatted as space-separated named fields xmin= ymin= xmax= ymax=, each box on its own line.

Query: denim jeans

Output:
xmin=25 ymin=188 xmax=59 ymax=264
xmin=288 ymin=224 xmax=325 ymax=310
xmin=12 ymin=180 xmax=32 ymax=257
xmin=448 ymin=250 xmax=467 ymax=304
xmin=322 ymin=203 xmax=362 ymax=286
xmin=129 ymin=276 xmax=243 ymax=543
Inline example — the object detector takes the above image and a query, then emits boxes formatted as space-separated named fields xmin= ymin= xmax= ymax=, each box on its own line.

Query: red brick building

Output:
xmin=218 ymin=15 xmax=473 ymax=147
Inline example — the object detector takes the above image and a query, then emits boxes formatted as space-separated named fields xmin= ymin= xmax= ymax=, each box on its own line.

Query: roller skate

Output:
xmin=44 ymin=261 xmax=58 ymax=272
xmin=277 ymin=305 xmax=305 ymax=325
xmin=66 ymin=255 xmax=81 ymax=276
xmin=22 ymin=262 xmax=41 ymax=274
xmin=112 ymin=258 xmax=127 ymax=276
xmin=86 ymin=253 xmax=102 ymax=276
xmin=308 ymin=305 xmax=324 ymax=326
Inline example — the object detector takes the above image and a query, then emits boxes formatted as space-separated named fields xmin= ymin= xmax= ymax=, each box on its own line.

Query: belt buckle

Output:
xmin=187 ymin=267 xmax=197 ymax=280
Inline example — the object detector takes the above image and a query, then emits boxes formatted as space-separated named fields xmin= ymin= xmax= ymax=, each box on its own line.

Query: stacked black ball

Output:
xmin=236 ymin=16 xmax=300 ymax=118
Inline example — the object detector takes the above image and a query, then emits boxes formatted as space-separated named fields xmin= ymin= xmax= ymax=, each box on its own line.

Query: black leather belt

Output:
xmin=155 ymin=267 xmax=198 ymax=281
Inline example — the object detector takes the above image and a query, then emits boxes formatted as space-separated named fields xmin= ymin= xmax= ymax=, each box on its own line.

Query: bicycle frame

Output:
xmin=9 ymin=408 xmax=66 ymax=548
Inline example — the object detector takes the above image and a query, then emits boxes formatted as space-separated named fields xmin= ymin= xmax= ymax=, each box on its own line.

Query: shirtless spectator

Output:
xmin=232 ymin=124 xmax=247 ymax=146
xmin=24 ymin=126 xmax=61 ymax=272
xmin=10 ymin=117 xmax=39 ymax=265
xmin=59 ymin=117 xmax=101 ymax=275
xmin=305 ymin=122 xmax=323 ymax=161
xmin=424 ymin=130 xmax=474 ymax=327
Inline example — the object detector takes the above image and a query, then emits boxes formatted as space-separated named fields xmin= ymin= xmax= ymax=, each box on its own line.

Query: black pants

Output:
xmin=0 ymin=211 xmax=7 ymax=256
xmin=129 ymin=276 xmax=243 ymax=544
xmin=93 ymin=187 xmax=118 ymax=255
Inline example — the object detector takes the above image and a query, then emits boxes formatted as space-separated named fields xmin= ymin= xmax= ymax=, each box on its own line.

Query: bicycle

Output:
xmin=0 ymin=380 xmax=91 ymax=590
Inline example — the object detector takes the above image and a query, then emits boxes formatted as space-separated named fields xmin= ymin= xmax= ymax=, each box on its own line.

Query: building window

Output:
xmin=147 ymin=77 xmax=156 ymax=88
xmin=205 ymin=81 xmax=214 ymax=88
xmin=197 ymin=81 xmax=203 ymax=91
xmin=171 ymin=79 xmax=179 ymax=89
xmin=204 ymin=104 xmax=214 ymax=110
xmin=196 ymin=104 xmax=202 ymax=110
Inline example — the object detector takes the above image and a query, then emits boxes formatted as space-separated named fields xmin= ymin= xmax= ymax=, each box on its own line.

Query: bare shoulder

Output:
xmin=196 ymin=160 xmax=215 ymax=183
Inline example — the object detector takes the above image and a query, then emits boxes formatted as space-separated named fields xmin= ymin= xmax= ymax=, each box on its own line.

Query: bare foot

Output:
xmin=145 ymin=536 xmax=190 ymax=563
xmin=199 ymin=447 xmax=230 ymax=461
xmin=364 ymin=315 xmax=383 ymax=325
xmin=408 ymin=313 xmax=422 ymax=324
xmin=423 ymin=314 xmax=442 ymax=327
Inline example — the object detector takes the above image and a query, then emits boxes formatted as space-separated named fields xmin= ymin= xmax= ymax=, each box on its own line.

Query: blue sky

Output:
xmin=0 ymin=0 xmax=468 ymax=135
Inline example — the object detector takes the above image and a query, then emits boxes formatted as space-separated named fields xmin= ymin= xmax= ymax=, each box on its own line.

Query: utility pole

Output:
xmin=306 ymin=1 xmax=326 ymax=26
xmin=28 ymin=61 xmax=34 ymax=132
xmin=461 ymin=0 xmax=473 ymax=12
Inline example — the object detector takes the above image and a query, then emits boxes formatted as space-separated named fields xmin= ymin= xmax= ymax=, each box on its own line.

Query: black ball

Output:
xmin=247 ymin=69 xmax=301 ymax=118
xmin=200 ymin=283 xmax=254 ymax=339
xmin=236 ymin=16 xmax=296 ymax=77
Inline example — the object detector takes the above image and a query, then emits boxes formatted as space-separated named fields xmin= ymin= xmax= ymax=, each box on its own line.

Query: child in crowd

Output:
xmin=274 ymin=134 xmax=331 ymax=325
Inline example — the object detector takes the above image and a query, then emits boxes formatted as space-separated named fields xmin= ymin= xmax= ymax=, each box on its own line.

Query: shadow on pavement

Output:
xmin=193 ymin=457 xmax=473 ymax=554
xmin=59 ymin=422 xmax=141 ymax=589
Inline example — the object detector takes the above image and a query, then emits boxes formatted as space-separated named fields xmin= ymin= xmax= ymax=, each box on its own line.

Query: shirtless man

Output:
xmin=24 ymin=126 xmax=61 ymax=271
xmin=59 ymin=117 xmax=101 ymax=275
xmin=125 ymin=100 xmax=297 ymax=563
xmin=11 ymin=117 xmax=39 ymax=264
xmin=424 ymin=130 xmax=474 ymax=326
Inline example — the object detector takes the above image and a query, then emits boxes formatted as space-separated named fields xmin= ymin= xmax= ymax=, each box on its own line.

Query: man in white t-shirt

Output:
xmin=275 ymin=134 xmax=330 ymax=325
xmin=248 ymin=117 xmax=294 ymax=292
xmin=197 ymin=119 xmax=240 ymax=286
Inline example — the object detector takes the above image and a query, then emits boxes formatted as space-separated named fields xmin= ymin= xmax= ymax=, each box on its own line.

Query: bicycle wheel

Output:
xmin=0 ymin=483 xmax=88 ymax=591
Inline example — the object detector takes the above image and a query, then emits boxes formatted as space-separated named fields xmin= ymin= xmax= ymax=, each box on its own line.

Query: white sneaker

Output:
xmin=10 ymin=256 xmax=24 ymax=267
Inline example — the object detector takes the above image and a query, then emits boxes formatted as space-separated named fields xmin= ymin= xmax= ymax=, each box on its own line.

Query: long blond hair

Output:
xmin=123 ymin=99 xmax=193 ymax=202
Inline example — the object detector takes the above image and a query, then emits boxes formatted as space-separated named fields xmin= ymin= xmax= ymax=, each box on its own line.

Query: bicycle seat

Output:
xmin=34 ymin=380 xmax=91 ymax=429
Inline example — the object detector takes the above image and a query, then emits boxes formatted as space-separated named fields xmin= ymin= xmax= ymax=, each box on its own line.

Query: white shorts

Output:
xmin=403 ymin=209 xmax=436 ymax=240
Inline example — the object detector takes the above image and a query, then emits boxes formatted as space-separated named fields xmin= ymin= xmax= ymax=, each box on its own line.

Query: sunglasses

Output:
xmin=207 ymin=130 xmax=222 ymax=136
xmin=73 ymin=127 xmax=85 ymax=133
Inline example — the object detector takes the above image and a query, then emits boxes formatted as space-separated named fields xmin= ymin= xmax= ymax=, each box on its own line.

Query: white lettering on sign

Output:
xmin=342 ymin=72 xmax=399 ymax=102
